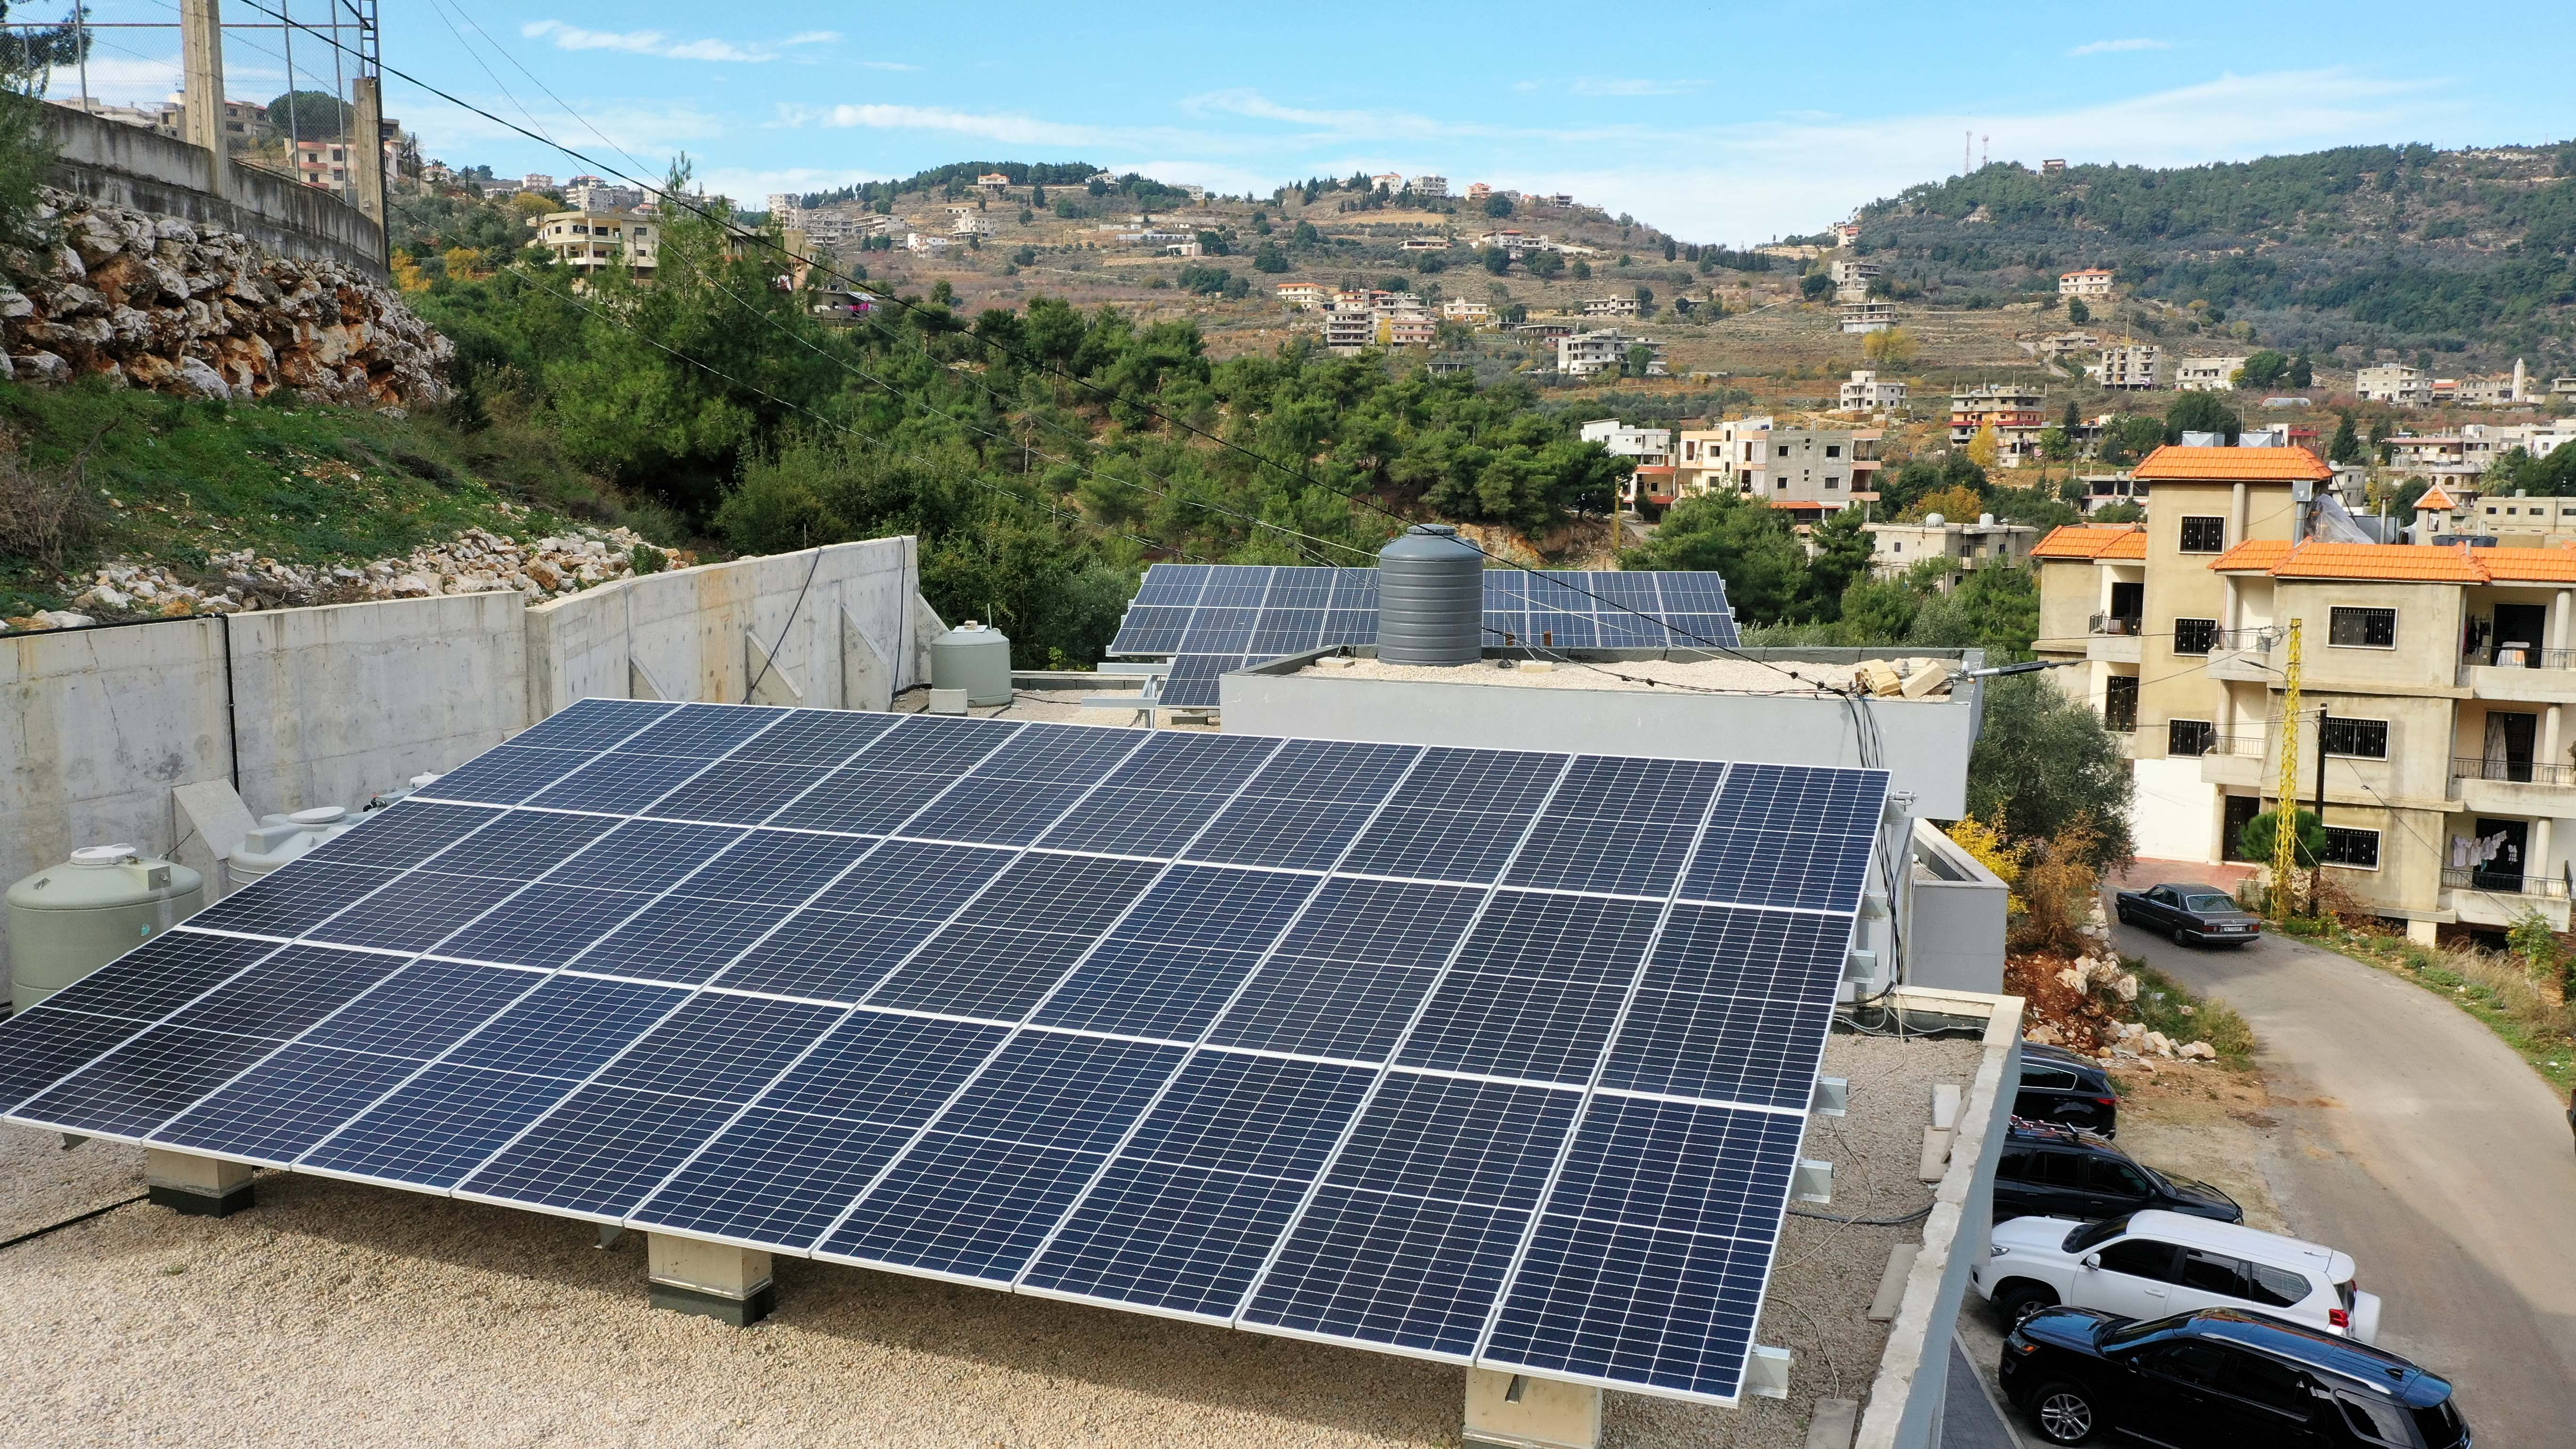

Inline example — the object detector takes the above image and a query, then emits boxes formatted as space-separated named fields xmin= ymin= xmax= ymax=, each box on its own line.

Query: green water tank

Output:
xmin=8 ymin=845 xmax=204 ymax=1012
xmin=930 ymin=620 xmax=1014 ymax=707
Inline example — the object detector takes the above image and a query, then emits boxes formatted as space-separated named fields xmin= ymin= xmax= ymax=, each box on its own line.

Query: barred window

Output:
xmin=2173 ymin=618 xmax=2219 ymax=656
xmin=2321 ymin=827 xmax=2381 ymax=869
xmin=2320 ymin=717 xmax=2389 ymax=759
xmin=2329 ymin=607 xmax=2397 ymax=648
xmin=2169 ymin=720 xmax=2215 ymax=756
xmin=2180 ymin=516 xmax=2227 ymax=553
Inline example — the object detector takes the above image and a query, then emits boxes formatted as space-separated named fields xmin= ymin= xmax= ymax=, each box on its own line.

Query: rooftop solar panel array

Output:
xmin=0 ymin=699 xmax=1884 ymax=1406
xmin=1108 ymin=564 xmax=1742 ymax=708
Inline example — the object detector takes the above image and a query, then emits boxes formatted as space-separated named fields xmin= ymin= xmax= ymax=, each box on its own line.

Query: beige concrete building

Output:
xmin=2357 ymin=364 xmax=2431 ymax=406
xmin=2034 ymin=444 xmax=2576 ymax=938
xmin=1866 ymin=515 xmax=2039 ymax=589
xmin=1948 ymin=383 xmax=2048 ymax=466
xmin=2089 ymin=343 xmax=2164 ymax=390
xmin=530 ymin=209 xmax=659 ymax=277
xmin=1672 ymin=419 xmax=1880 ymax=506
xmin=2060 ymin=267 xmax=2114 ymax=298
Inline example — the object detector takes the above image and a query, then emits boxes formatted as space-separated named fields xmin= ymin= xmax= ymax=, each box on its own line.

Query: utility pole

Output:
xmin=179 ymin=0 xmax=226 ymax=199
xmin=2271 ymin=619 xmax=2304 ymax=920
xmin=2313 ymin=701 xmax=2331 ymax=916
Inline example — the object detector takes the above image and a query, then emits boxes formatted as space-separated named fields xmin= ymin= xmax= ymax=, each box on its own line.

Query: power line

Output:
xmin=232 ymin=0 xmax=1810 ymax=686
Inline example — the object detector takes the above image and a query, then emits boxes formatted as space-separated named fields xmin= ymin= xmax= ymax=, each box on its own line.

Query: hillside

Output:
xmin=1851 ymin=142 xmax=2576 ymax=369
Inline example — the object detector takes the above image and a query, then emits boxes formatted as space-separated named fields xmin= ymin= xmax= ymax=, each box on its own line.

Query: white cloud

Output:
xmin=860 ymin=61 xmax=921 ymax=72
xmin=402 ymin=93 xmax=727 ymax=166
xmin=2069 ymin=38 xmax=2174 ymax=56
xmin=45 ymin=55 xmax=180 ymax=106
xmin=782 ymin=102 xmax=1112 ymax=147
xmin=520 ymin=20 xmax=833 ymax=64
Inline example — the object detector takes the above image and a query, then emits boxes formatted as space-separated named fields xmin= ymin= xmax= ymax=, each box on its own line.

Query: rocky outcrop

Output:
xmin=0 ymin=187 xmax=449 ymax=407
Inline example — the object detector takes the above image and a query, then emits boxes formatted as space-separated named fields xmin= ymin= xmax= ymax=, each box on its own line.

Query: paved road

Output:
xmin=2109 ymin=910 xmax=2576 ymax=1447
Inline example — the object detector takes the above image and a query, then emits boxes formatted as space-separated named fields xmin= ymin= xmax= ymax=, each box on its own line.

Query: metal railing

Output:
xmin=2462 ymin=645 xmax=2576 ymax=671
xmin=2210 ymin=628 xmax=2277 ymax=652
xmin=2202 ymin=733 xmax=2269 ymax=758
xmin=2451 ymin=756 xmax=2576 ymax=787
xmin=2089 ymin=613 xmax=2143 ymax=637
xmin=2441 ymin=866 xmax=2570 ymax=898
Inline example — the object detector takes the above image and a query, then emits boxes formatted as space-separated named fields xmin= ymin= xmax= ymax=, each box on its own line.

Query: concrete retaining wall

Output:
xmin=0 ymin=537 xmax=921 ymax=979
xmin=46 ymin=106 xmax=388 ymax=278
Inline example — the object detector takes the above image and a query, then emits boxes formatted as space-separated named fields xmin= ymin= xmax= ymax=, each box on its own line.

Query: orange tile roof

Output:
xmin=2210 ymin=539 xmax=2294 ymax=572
xmin=2030 ymin=523 xmax=2141 ymax=560
xmin=2100 ymin=530 xmax=2146 ymax=561
xmin=2214 ymin=538 xmax=2576 ymax=584
xmin=2129 ymin=444 xmax=2336 ymax=483
xmin=2415 ymin=483 xmax=2461 ymax=511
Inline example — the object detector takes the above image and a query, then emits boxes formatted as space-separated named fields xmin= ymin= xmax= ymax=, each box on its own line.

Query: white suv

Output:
xmin=1972 ymin=1208 xmax=2382 ymax=1343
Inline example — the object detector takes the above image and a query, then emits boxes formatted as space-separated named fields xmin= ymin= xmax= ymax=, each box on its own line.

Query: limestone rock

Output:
xmin=2179 ymin=1040 xmax=2217 ymax=1061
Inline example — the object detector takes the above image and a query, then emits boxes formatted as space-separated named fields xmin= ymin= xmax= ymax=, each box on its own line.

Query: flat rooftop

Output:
xmin=0 ymin=1028 xmax=1980 ymax=1449
xmin=1280 ymin=653 xmax=1962 ymax=698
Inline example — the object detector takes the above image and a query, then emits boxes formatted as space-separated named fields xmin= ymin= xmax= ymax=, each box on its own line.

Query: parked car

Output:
xmin=1976 ymin=1208 xmax=2378 ymax=1341
xmin=2016 ymin=1042 xmax=2123 ymax=1135
xmin=1998 ymin=1306 xmax=2467 ymax=1448
xmin=2116 ymin=881 xmax=2263 ymax=947
xmin=1994 ymin=1119 xmax=2242 ymax=1224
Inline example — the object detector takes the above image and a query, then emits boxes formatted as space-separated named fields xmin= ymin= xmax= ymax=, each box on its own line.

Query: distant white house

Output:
xmin=2088 ymin=344 xmax=2163 ymax=390
xmin=1559 ymin=331 xmax=1666 ymax=378
xmin=1276 ymin=282 xmax=1328 ymax=309
xmin=2059 ymin=268 xmax=2114 ymax=298
xmin=976 ymin=172 xmax=1011 ymax=191
xmin=2173 ymin=355 xmax=2249 ymax=393
xmin=1410 ymin=175 xmax=1449 ymax=199
xmin=2357 ymin=364 xmax=2431 ymax=406
xmin=1582 ymin=296 xmax=1641 ymax=318
xmin=1840 ymin=370 xmax=1908 ymax=413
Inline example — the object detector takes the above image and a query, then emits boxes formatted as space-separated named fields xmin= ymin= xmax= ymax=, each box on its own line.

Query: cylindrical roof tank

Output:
xmin=228 ymin=805 xmax=358 ymax=887
xmin=8 ymin=845 xmax=204 ymax=1012
xmin=1377 ymin=523 xmax=1482 ymax=666
xmin=931 ymin=620 xmax=1014 ymax=706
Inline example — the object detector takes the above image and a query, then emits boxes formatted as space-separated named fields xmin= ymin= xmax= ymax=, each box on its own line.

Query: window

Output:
xmin=2173 ymin=618 xmax=2220 ymax=655
xmin=2321 ymin=826 xmax=2381 ymax=869
xmin=2320 ymin=717 xmax=2390 ymax=758
xmin=2169 ymin=720 xmax=2215 ymax=757
xmin=2020 ymin=1064 xmax=2077 ymax=1090
xmin=2087 ymin=1159 xmax=2153 ymax=1197
xmin=1777 ymin=443 xmax=1790 ymax=458
xmin=2179 ymin=1248 xmax=2246 ymax=1295
xmin=2218 ymin=1351 xmax=2316 ymax=1417
xmin=2338 ymin=1395 xmax=2414 ymax=1447
xmin=2243 ymin=1262 xmax=2313 ymax=1308
xmin=2329 ymin=606 xmax=2398 ymax=648
xmin=2102 ymin=676 xmax=2139 ymax=733
xmin=1825 ymin=443 xmax=1842 ymax=458
xmin=2180 ymin=515 xmax=2227 ymax=552
xmin=2028 ymin=1150 xmax=2084 ymax=1188
xmin=1825 ymin=476 xmax=1841 ymax=489
xmin=2098 ymin=1239 xmax=2181 ymax=1281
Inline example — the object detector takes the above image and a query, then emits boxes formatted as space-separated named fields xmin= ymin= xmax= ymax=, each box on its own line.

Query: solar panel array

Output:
xmin=1108 ymin=564 xmax=1741 ymax=709
xmin=0 ymin=700 xmax=1885 ymax=1406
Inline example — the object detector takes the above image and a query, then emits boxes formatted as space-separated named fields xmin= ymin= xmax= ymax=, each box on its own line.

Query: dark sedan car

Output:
xmin=2116 ymin=882 xmax=2263 ymax=947
xmin=2017 ymin=1042 xmax=2122 ymax=1135
xmin=1994 ymin=1119 xmax=2243 ymax=1225
xmin=1999 ymin=1305 xmax=2470 ymax=1448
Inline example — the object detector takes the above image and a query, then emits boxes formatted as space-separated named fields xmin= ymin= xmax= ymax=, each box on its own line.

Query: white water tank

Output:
xmin=8 ymin=845 xmax=204 ymax=1011
xmin=931 ymin=621 xmax=1013 ymax=707
xmin=227 ymin=805 xmax=359 ymax=887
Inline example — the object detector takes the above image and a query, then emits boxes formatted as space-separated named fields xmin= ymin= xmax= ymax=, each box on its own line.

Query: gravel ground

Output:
xmin=0 ymin=1014 xmax=1979 ymax=1449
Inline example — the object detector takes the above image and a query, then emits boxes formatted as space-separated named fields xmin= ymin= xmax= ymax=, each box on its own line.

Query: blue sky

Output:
xmin=50 ymin=0 xmax=2576 ymax=242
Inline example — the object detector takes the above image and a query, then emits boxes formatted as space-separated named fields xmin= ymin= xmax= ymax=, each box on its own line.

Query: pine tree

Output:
xmin=2289 ymin=349 xmax=2313 ymax=389
xmin=2328 ymin=412 xmax=2362 ymax=464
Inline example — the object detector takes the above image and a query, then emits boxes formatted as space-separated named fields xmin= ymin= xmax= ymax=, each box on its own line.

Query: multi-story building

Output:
xmin=2060 ymin=267 xmax=2114 ymax=298
xmin=976 ymin=172 xmax=1011 ymax=191
xmin=2037 ymin=331 xmax=2099 ymax=361
xmin=1557 ymin=330 xmax=1666 ymax=378
xmin=1581 ymin=296 xmax=1641 ymax=318
xmin=530 ymin=209 xmax=659 ymax=277
xmin=290 ymin=137 xmax=358 ymax=191
xmin=1322 ymin=310 xmax=1378 ymax=353
xmin=1410 ymin=175 xmax=1449 ymax=199
xmin=1384 ymin=316 xmax=1437 ymax=346
xmin=1839 ymin=370 xmax=1908 ymax=413
xmin=2456 ymin=360 xmax=2529 ymax=407
xmin=1949 ymin=383 xmax=2048 ymax=465
xmin=2089 ymin=344 xmax=2164 ymax=390
xmin=1580 ymin=419 xmax=1670 ymax=505
xmin=2357 ymin=364 xmax=2431 ymax=406
xmin=1672 ymin=419 xmax=1881 ymax=507
xmin=2174 ymin=355 xmax=2250 ymax=393
xmin=1867 ymin=515 xmax=2040 ymax=589
xmin=1830 ymin=258 xmax=1882 ymax=302
xmin=2021 ymin=444 xmax=2576 ymax=940
xmin=902 ymin=233 xmax=950 ymax=254
xmin=1441 ymin=298 xmax=1492 ymax=325
xmin=564 ymin=176 xmax=645 ymax=212
xmin=1276 ymin=282 xmax=1328 ymax=309
xmin=1398 ymin=237 xmax=1453 ymax=251
xmin=157 ymin=95 xmax=270 ymax=152
xmin=1839 ymin=300 xmax=1896 ymax=334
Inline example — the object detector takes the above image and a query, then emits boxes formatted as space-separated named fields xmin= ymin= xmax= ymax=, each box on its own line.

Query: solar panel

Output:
xmin=0 ymin=699 xmax=1885 ymax=1407
xmin=1108 ymin=564 xmax=1743 ymax=708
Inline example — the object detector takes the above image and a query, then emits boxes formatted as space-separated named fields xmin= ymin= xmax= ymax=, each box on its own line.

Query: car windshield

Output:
xmin=2182 ymin=894 xmax=2237 ymax=912
xmin=2063 ymin=1215 xmax=2133 ymax=1254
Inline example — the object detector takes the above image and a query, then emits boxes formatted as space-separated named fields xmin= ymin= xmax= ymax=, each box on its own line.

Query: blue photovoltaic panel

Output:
xmin=0 ymin=699 xmax=1886 ymax=1408
xmin=1111 ymin=564 xmax=1739 ymax=709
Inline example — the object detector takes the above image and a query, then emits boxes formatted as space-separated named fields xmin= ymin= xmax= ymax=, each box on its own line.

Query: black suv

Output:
xmin=1994 ymin=1118 xmax=2242 ymax=1224
xmin=2017 ymin=1042 xmax=2122 ymax=1135
xmin=2000 ymin=1305 xmax=2470 ymax=1448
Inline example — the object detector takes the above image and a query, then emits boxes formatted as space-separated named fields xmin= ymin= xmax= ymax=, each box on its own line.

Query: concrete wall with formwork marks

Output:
xmin=0 ymin=536 xmax=924 ymax=984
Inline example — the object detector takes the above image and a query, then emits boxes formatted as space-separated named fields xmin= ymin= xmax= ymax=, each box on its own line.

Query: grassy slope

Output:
xmin=0 ymin=380 xmax=666 ymax=616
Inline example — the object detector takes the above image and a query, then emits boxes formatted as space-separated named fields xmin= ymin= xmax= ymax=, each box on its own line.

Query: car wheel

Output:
xmin=2029 ymin=1380 xmax=2099 ymax=1445
xmin=1995 ymin=1281 xmax=2058 ymax=1328
xmin=2171 ymin=925 xmax=2192 ymax=946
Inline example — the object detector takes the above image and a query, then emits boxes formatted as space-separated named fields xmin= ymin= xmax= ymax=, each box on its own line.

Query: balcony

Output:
xmin=2451 ymin=756 xmax=2576 ymax=813
xmin=2439 ymin=865 xmax=2572 ymax=930
xmin=2458 ymin=646 xmax=2576 ymax=703
xmin=2196 ymin=733 xmax=2268 ymax=788
xmin=2088 ymin=612 xmax=2143 ymax=665
xmin=2207 ymin=628 xmax=2279 ymax=684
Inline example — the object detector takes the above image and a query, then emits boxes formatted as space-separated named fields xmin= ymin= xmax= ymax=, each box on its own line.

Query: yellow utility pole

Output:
xmin=2271 ymin=619 xmax=2303 ymax=920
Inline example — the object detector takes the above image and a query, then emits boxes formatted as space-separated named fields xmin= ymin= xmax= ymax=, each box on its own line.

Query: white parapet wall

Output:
xmin=0 ymin=537 xmax=923 ymax=982
xmin=2131 ymin=755 xmax=2219 ymax=863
